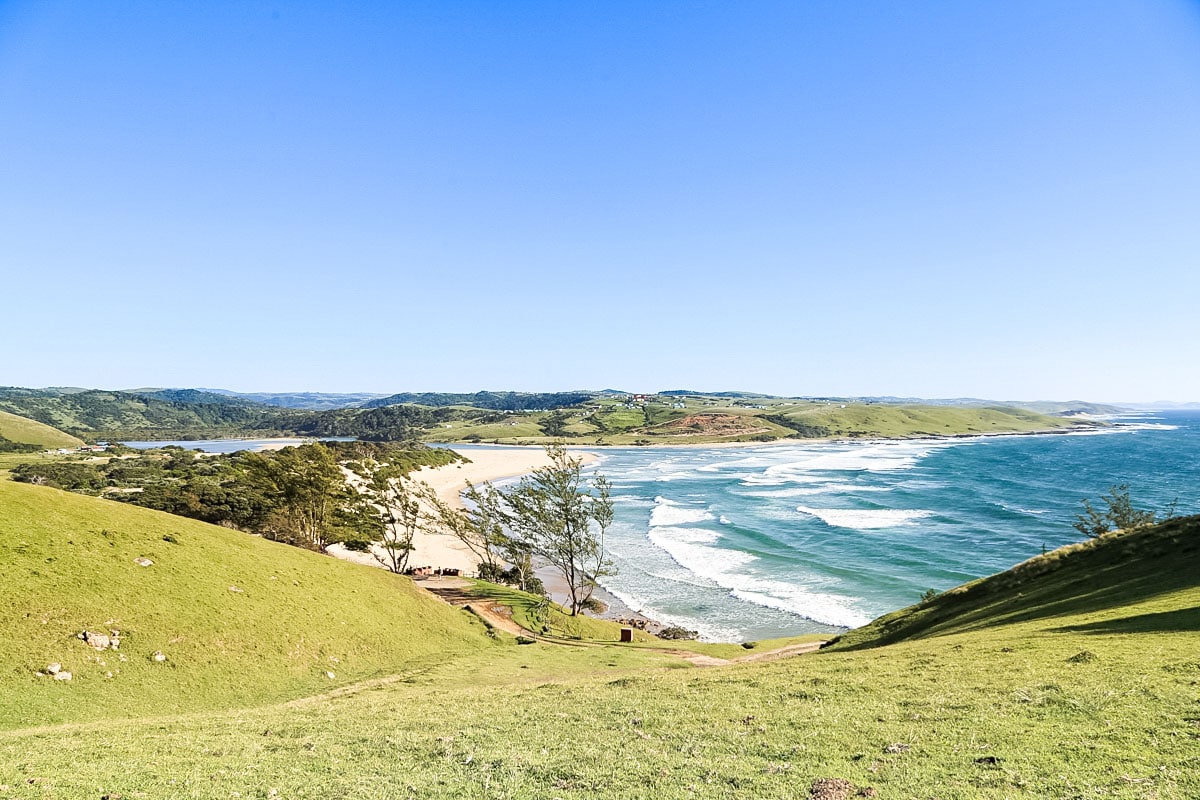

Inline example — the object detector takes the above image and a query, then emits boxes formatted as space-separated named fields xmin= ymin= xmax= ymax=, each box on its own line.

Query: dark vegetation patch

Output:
xmin=12 ymin=441 xmax=462 ymax=553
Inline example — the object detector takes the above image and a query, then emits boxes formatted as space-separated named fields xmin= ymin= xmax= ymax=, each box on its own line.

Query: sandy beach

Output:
xmin=327 ymin=446 xmax=597 ymax=575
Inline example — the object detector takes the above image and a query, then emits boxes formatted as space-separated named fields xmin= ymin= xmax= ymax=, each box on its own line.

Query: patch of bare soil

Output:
xmin=649 ymin=413 xmax=772 ymax=437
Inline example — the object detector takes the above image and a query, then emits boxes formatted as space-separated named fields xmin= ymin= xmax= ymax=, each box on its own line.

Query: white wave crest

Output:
xmin=650 ymin=498 xmax=715 ymax=527
xmin=741 ymin=484 xmax=894 ymax=498
xmin=645 ymin=528 xmax=870 ymax=628
xmin=796 ymin=505 xmax=933 ymax=530
xmin=1118 ymin=423 xmax=1180 ymax=431
xmin=648 ymin=526 xmax=720 ymax=545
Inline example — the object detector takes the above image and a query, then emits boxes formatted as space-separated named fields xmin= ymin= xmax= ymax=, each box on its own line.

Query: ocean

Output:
xmin=588 ymin=412 xmax=1200 ymax=641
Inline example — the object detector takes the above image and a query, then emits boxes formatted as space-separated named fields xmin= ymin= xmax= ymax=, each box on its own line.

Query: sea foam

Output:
xmin=796 ymin=505 xmax=933 ymax=530
xmin=650 ymin=498 xmax=716 ymax=527
xmin=645 ymin=526 xmax=870 ymax=628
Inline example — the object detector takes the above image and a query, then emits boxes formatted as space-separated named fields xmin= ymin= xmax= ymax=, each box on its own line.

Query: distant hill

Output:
xmin=0 ymin=388 xmax=280 ymax=439
xmin=199 ymin=389 xmax=391 ymax=410
xmin=0 ymin=409 xmax=82 ymax=449
xmin=0 ymin=388 xmax=453 ymax=442
xmin=131 ymin=388 xmax=267 ymax=407
xmin=0 ymin=479 xmax=492 ymax=727
xmin=659 ymin=390 xmax=771 ymax=399
xmin=364 ymin=391 xmax=595 ymax=411
xmin=1005 ymin=400 xmax=1127 ymax=416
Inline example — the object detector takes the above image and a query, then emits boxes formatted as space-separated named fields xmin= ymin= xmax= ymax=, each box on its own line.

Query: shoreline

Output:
xmin=328 ymin=446 xmax=598 ymax=576
xmin=335 ymin=422 xmax=1128 ymax=635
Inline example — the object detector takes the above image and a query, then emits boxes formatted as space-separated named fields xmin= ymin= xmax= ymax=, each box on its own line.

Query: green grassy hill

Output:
xmin=2 ymin=494 xmax=1197 ymax=797
xmin=769 ymin=401 xmax=1086 ymax=439
xmin=0 ymin=410 xmax=82 ymax=449
xmin=827 ymin=514 xmax=1200 ymax=651
xmin=0 ymin=479 xmax=498 ymax=728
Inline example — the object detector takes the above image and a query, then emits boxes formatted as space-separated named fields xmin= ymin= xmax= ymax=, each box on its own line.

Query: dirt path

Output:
xmin=416 ymin=576 xmax=827 ymax=667
xmin=419 ymin=576 xmax=531 ymax=637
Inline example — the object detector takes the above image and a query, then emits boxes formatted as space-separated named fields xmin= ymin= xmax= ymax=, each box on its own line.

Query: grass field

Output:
xmin=0 ymin=409 xmax=81 ymax=449
xmin=1 ymin=478 xmax=1196 ymax=798
xmin=776 ymin=402 xmax=1083 ymax=439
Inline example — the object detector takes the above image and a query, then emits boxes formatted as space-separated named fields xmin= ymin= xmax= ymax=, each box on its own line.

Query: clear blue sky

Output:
xmin=3 ymin=1 xmax=1198 ymax=401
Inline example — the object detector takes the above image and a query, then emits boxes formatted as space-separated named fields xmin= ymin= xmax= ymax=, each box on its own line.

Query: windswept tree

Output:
xmin=500 ymin=445 xmax=614 ymax=615
xmin=355 ymin=466 xmax=429 ymax=574
xmin=425 ymin=480 xmax=508 ymax=577
xmin=1073 ymin=484 xmax=1158 ymax=539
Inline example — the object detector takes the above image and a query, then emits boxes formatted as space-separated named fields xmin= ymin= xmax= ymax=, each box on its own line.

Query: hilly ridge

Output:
xmin=827 ymin=514 xmax=1200 ymax=651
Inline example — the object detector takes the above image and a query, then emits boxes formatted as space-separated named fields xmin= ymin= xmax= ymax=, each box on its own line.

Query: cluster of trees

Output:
xmin=11 ymin=442 xmax=461 ymax=553
xmin=424 ymin=445 xmax=614 ymax=614
xmin=759 ymin=414 xmax=833 ymax=439
xmin=0 ymin=435 xmax=40 ymax=453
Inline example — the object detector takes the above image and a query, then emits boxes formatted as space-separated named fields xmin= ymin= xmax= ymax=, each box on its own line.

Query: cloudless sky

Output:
xmin=2 ymin=1 xmax=1199 ymax=401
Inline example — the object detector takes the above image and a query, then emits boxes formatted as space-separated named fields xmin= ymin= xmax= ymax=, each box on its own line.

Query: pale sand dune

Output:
xmin=327 ymin=446 xmax=597 ymax=575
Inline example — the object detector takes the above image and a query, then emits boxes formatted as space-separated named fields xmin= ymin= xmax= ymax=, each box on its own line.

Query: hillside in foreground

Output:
xmin=0 ymin=479 xmax=715 ymax=731
xmin=0 ymin=479 xmax=497 ymax=728
xmin=1 ymin=500 xmax=1197 ymax=796
xmin=827 ymin=514 xmax=1200 ymax=651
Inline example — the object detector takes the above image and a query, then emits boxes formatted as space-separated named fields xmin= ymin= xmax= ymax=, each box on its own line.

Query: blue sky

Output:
xmin=2 ymin=1 xmax=1199 ymax=401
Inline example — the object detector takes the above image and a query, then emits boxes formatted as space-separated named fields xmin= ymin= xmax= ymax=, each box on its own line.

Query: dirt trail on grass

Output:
xmin=664 ymin=640 xmax=826 ymax=667
xmin=418 ymin=576 xmax=827 ymax=667
xmin=419 ymin=577 xmax=531 ymax=637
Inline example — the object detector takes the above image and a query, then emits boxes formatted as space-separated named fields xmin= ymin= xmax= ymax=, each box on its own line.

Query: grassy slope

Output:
xmin=2 ymin=509 xmax=1197 ymax=797
xmin=0 ymin=410 xmax=82 ymax=448
xmin=0 ymin=479 xmax=499 ymax=728
xmin=826 ymin=514 xmax=1200 ymax=650
xmin=775 ymin=402 xmax=1083 ymax=438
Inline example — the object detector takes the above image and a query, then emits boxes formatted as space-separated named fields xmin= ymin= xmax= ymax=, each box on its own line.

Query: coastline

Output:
xmin=335 ymin=423 xmax=1120 ymax=634
xmin=328 ymin=445 xmax=598 ymax=575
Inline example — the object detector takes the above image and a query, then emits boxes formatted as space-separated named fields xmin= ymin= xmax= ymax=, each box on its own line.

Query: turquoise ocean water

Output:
xmin=587 ymin=412 xmax=1200 ymax=641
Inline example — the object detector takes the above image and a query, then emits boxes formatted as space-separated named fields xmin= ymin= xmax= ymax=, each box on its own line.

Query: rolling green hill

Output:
xmin=426 ymin=397 xmax=1098 ymax=445
xmin=826 ymin=514 xmax=1200 ymax=651
xmin=0 ymin=410 xmax=82 ymax=449
xmin=0 ymin=478 xmax=498 ymax=728
xmin=0 ymin=387 xmax=281 ymax=439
